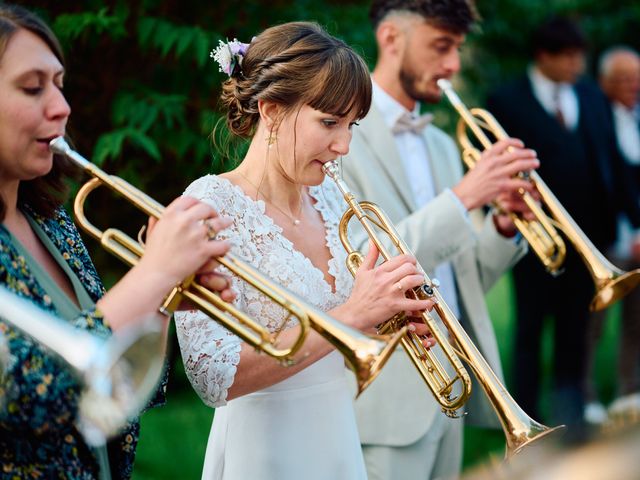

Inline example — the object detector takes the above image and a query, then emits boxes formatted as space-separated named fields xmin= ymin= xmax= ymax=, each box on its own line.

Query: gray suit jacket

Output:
xmin=342 ymin=104 xmax=526 ymax=446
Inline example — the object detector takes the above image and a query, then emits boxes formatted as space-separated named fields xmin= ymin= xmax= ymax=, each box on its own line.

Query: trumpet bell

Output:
xmin=507 ymin=419 xmax=565 ymax=457
xmin=592 ymin=268 xmax=640 ymax=312
xmin=0 ymin=286 xmax=165 ymax=446
xmin=352 ymin=330 xmax=408 ymax=396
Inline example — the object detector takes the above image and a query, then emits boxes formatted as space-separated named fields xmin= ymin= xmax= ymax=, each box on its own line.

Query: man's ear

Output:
xmin=376 ymin=20 xmax=404 ymax=57
xmin=257 ymin=100 xmax=282 ymax=132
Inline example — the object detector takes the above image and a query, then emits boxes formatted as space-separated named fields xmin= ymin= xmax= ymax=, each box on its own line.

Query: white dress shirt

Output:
xmin=611 ymin=101 xmax=640 ymax=258
xmin=528 ymin=65 xmax=580 ymax=131
xmin=372 ymin=81 xmax=462 ymax=318
xmin=612 ymin=101 xmax=640 ymax=165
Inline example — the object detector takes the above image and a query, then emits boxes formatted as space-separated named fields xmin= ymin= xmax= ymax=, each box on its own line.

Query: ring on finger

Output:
xmin=201 ymin=219 xmax=217 ymax=241
xmin=395 ymin=281 xmax=403 ymax=292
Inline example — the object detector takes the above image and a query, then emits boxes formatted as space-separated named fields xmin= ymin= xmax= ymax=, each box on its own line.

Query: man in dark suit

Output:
xmin=487 ymin=17 xmax=640 ymax=437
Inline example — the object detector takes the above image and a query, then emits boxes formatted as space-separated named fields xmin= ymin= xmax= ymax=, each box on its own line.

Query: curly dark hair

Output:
xmin=369 ymin=0 xmax=478 ymax=33
xmin=219 ymin=21 xmax=371 ymax=139
xmin=0 ymin=2 xmax=76 ymax=221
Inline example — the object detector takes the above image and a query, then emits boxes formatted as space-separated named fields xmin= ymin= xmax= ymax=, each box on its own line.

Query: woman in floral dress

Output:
xmin=0 ymin=4 xmax=233 ymax=478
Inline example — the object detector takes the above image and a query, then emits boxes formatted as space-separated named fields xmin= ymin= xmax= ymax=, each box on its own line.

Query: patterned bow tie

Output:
xmin=391 ymin=112 xmax=433 ymax=135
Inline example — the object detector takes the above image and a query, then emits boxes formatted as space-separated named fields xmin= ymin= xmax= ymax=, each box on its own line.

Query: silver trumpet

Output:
xmin=0 ymin=286 xmax=165 ymax=446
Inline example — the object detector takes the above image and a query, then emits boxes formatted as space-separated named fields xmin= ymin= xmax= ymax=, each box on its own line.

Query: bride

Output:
xmin=174 ymin=21 xmax=434 ymax=480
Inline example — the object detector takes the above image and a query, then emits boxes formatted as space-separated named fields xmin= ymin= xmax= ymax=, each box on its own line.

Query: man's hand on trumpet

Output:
xmin=450 ymin=137 xmax=540 ymax=237
xmin=492 ymin=183 xmax=543 ymax=237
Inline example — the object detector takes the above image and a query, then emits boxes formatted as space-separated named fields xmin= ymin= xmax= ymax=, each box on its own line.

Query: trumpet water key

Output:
xmin=322 ymin=160 xmax=563 ymax=457
xmin=437 ymin=78 xmax=640 ymax=312
xmin=49 ymin=137 xmax=404 ymax=394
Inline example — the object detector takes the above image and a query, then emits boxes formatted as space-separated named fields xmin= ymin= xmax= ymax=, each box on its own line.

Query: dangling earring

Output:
xmin=266 ymin=132 xmax=277 ymax=148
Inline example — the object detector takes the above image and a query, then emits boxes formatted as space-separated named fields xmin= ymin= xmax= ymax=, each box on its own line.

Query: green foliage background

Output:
xmin=17 ymin=1 xmax=640 ymax=243
xmin=12 ymin=0 xmax=640 ymax=477
xmin=18 ymin=0 xmax=640 ymax=254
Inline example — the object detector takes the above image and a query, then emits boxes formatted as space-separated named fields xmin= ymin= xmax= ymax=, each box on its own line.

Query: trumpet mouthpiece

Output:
xmin=49 ymin=136 xmax=71 ymax=156
xmin=322 ymin=161 xmax=340 ymax=180
xmin=437 ymin=78 xmax=452 ymax=91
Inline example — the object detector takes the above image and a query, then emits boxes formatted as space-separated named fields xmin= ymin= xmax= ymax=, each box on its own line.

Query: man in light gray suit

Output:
xmin=341 ymin=1 xmax=540 ymax=478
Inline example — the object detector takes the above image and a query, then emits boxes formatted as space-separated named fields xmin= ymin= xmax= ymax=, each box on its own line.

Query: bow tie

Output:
xmin=391 ymin=112 xmax=433 ymax=135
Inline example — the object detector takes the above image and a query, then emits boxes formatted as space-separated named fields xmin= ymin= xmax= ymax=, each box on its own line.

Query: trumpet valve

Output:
xmin=376 ymin=312 xmax=407 ymax=336
xmin=346 ymin=252 xmax=364 ymax=277
xmin=417 ymin=278 xmax=440 ymax=298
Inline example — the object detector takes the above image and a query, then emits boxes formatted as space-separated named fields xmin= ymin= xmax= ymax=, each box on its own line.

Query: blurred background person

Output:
xmin=487 ymin=16 xmax=640 ymax=439
xmin=0 ymin=3 xmax=233 ymax=478
xmin=584 ymin=45 xmax=640 ymax=419
xmin=341 ymin=1 xmax=537 ymax=478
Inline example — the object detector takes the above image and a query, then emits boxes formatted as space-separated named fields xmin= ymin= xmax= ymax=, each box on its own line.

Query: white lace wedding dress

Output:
xmin=174 ymin=175 xmax=367 ymax=480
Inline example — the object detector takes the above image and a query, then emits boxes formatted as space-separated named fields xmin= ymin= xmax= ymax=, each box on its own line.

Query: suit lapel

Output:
xmin=358 ymin=105 xmax=417 ymax=211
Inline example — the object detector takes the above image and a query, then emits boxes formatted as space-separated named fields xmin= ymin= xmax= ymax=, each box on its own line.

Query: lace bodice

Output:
xmin=174 ymin=175 xmax=353 ymax=407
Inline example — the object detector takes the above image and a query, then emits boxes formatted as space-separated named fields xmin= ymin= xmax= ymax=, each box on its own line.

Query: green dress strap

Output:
xmin=9 ymin=215 xmax=94 ymax=320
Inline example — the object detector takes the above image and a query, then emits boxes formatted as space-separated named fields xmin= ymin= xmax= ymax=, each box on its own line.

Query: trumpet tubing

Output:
xmin=50 ymin=137 xmax=404 ymax=394
xmin=323 ymin=160 xmax=563 ymax=457
xmin=332 ymin=195 xmax=472 ymax=415
xmin=438 ymin=79 xmax=640 ymax=312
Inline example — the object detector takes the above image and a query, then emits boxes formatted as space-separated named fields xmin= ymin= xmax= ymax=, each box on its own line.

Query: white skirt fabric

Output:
xmin=201 ymin=352 xmax=367 ymax=480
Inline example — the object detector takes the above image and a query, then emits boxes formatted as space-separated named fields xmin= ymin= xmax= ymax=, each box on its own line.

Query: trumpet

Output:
xmin=323 ymin=161 xmax=563 ymax=457
xmin=437 ymin=79 xmax=640 ymax=312
xmin=50 ymin=137 xmax=404 ymax=394
xmin=0 ymin=286 xmax=165 ymax=447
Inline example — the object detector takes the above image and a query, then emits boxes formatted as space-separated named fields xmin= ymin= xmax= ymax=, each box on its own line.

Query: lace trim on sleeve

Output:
xmin=174 ymin=308 xmax=241 ymax=407
xmin=174 ymin=175 xmax=244 ymax=407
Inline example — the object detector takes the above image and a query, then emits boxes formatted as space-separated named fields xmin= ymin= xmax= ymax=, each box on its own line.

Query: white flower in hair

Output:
xmin=210 ymin=38 xmax=250 ymax=77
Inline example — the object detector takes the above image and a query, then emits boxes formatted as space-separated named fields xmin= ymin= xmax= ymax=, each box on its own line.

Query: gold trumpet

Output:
xmin=49 ymin=137 xmax=405 ymax=394
xmin=438 ymin=79 xmax=640 ymax=312
xmin=323 ymin=161 xmax=563 ymax=457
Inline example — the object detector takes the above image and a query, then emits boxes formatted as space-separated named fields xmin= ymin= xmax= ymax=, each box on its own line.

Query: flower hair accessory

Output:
xmin=210 ymin=38 xmax=250 ymax=77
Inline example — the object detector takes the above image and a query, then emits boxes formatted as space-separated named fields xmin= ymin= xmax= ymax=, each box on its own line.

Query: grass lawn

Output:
xmin=132 ymin=274 xmax=621 ymax=479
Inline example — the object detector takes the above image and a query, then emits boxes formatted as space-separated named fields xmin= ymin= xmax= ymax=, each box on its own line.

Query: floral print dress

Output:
xmin=0 ymin=206 xmax=146 ymax=479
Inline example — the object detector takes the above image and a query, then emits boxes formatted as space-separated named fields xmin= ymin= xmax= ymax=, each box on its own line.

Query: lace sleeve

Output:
xmin=174 ymin=308 xmax=241 ymax=408
xmin=173 ymin=175 xmax=247 ymax=408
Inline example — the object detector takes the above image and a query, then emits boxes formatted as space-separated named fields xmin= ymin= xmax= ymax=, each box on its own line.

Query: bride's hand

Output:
xmin=338 ymin=241 xmax=435 ymax=333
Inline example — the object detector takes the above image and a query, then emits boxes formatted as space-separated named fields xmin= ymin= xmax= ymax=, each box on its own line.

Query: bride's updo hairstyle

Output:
xmin=220 ymin=21 xmax=372 ymax=138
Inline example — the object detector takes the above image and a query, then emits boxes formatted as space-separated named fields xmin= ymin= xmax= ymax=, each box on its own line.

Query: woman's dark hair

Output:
xmin=0 ymin=2 xmax=75 ymax=220
xmin=369 ymin=0 xmax=478 ymax=34
xmin=219 ymin=21 xmax=372 ymax=139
